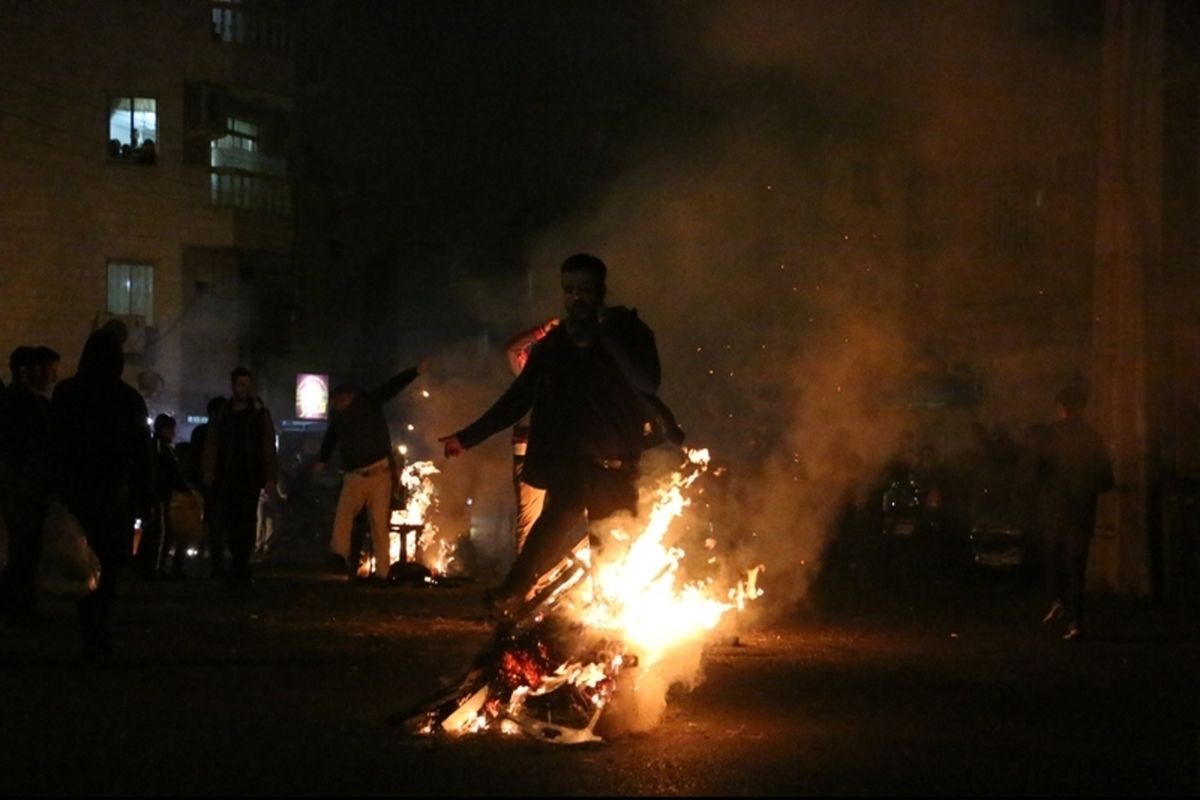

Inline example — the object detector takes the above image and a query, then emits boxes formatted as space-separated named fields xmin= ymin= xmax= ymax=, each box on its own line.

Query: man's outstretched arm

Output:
xmin=364 ymin=360 xmax=429 ymax=405
xmin=440 ymin=355 xmax=538 ymax=457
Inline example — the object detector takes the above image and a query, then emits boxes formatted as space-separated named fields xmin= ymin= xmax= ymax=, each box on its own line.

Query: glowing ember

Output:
xmin=732 ymin=564 xmax=766 ymax=611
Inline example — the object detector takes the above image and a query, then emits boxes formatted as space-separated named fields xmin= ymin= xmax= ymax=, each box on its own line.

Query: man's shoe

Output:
xmin=325 ymin=554 xmax=348 ymax=575
xmin=1042 ymin=602 xmax=1065 ymax=624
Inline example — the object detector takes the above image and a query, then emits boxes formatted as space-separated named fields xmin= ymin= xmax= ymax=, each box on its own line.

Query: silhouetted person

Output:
xmin=101 ymin=317 xmax=129 ymax=346
xmin=202 ymin=367 xmax=277 ymax=594
xmin=1038 ymin=386 xmax=1113 ymax=640
xmin=0 ymin=345 xmax=59 ymax=625
xmin=1013 ymin=423 xmax=1050 ymax=565
xmin=440 ymin=254 xmax=663 ymax=618
xmin=314 ymin=361 xmax=428 ymax=579
xmin=188 ymin=396 xmax=226 ymax=576
xmin=52 ymin=329 xmax=150 ymax=657
xmin=0 ymin=349 xmax=36 ymax=585
xmin=136 ymin=139 xmax=156 ymax=164
xmin=504 ymin=319 xmax=559 ymax=554
xmin=146 ymin=414 xmax=189 ymax=578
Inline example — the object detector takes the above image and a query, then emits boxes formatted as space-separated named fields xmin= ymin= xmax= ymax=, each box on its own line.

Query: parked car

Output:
xmin=881 ymin=470 xmax=943 ymax=538
xmin=966 ymin=483 xmax=1028 ymax=570
xmin=969 ymin=517 xmax=1026 ymax=569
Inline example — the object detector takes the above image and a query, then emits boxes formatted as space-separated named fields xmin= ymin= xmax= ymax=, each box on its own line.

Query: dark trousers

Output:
xmin=497 ymin=461 xmax=638 ymax=603
xmin=137 ymin=502 xmax=184 ymax=576
xmin=1 ymin=499 xmax=48 ymax=615
xmin=71 ymin=499 xmax=133 ymax=654
xmin=222 ymin=489 xmax=261 ymax=579
xmin=204 ymin=492 xmax=226 ymax=573
xmin=160 ymin=502 xmax=187 ymax=574
xmin=1045 ymin=525 xmax=1090 ymax=627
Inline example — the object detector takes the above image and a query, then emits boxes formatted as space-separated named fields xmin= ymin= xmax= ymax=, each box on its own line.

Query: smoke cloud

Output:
xmin=398 ymin=0 xmax=1103 ymax=732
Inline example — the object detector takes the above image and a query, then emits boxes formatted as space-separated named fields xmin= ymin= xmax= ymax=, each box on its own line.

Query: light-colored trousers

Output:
xmin=513 ymin=456 xmax=546 ymax=554
xmin=330 ymin=459 xmax=392 ymax=576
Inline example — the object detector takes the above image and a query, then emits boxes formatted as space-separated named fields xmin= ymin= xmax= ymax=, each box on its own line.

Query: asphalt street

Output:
xmin=1 ymin=556 xmax=1196 ymax=796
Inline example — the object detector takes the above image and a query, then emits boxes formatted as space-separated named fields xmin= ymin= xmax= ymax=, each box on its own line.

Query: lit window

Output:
xmin=209 ymin=115 xmax=290 ymax=215
xmin=108 ymin=96 xmax=157 ymax=163
xmin=211 ymin=0 xmax=244 ymax=42
xmin=211 ymin=1 xmax=293 ymax=53
xmin=106 ymin=262 xmax=154 ymax=323
xmin=212 ymin=117 xmax=259 ymax=156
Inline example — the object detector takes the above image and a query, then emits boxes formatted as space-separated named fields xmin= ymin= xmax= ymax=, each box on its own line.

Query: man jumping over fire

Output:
xmin=439 ymin=253 xmax=663 ymax=620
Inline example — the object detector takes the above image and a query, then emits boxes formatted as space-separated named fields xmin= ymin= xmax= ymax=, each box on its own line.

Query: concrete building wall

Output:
xmin=0 ymin=0 xmax=296 ymax=423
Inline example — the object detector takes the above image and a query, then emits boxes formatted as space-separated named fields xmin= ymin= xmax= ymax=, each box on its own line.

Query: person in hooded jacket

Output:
xmin=51 ymin=328 xmax=150 ymax=658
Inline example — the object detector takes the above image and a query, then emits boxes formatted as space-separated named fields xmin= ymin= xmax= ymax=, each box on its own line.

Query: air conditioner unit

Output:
xmin=93 ymin=312 xmax=149 ymax=354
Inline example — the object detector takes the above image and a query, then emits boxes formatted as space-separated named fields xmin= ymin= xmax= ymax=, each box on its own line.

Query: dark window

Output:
xmin=1024 ymin=0 xmax=1104 ymax=36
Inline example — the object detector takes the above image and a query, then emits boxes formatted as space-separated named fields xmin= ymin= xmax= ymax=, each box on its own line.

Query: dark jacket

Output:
xmin=51 ymin=329 xmax=151 ymax=514
xmin=202 ymin=398 xmax=278 ymax=495
xmin=1038 ymin=416 xmax=1114 ymax=540
xmin=455 ymin=306 xmax=661 ymax=489
xmin=318 ymin=366 xmax=419 ymax=472
xmin=152 ymin=437 xmax=189 ymax=504
xmin=0 ymin=383 xmax=54 ymax=504
xmin=187 ymin=423 xmax=209 ymax=488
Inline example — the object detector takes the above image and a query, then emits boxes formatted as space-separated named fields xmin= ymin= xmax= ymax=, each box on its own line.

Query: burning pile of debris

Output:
xmin=357 ymin=460 xmax=461 ymax=585
xmin=393 ymin=449 xmax=764 ymax=744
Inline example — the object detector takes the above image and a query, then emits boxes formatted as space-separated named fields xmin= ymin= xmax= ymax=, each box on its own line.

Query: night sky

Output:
xmin=303 ymin=1 xmax=684 ymax=262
